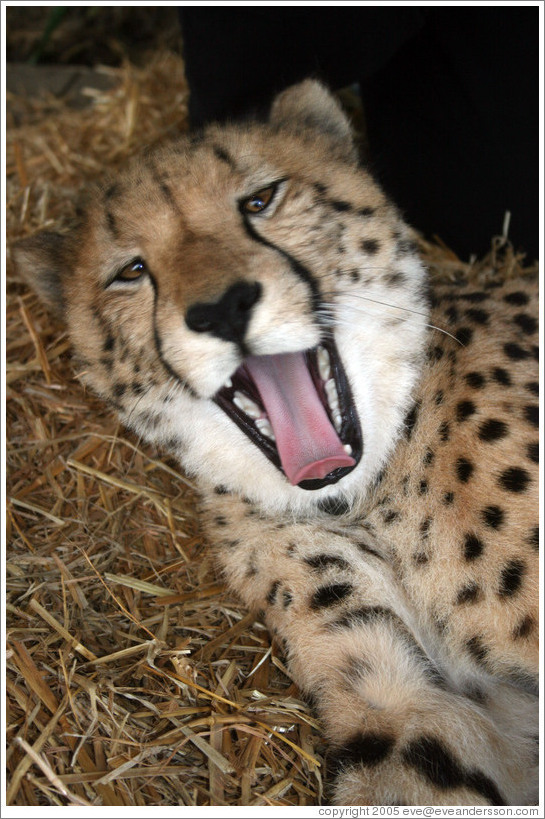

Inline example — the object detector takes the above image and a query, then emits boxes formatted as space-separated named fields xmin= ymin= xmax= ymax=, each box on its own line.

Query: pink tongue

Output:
xmin=244 ymin=352 xmax=355 ymax=485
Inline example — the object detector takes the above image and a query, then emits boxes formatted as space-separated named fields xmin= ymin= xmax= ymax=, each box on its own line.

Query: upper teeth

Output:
xmin=233 ymin=391 xmax=261 ymax=419
xmin=255 ymin=417 xmax=275 ymax=441
xmin=317 ymin=345 xmax=331 ymax=380
xmin=325 ymin=378 xmax=342 ymax=432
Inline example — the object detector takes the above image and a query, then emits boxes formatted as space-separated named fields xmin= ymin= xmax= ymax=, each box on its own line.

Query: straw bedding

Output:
xmin=5 ymin=52 xmax=537 ymax=807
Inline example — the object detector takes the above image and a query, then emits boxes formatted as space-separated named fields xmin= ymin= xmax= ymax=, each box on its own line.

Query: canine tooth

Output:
xmin=256 ymin=417 xmax=275 ymax=441
xmin=224 ymin=378 xmax=232 ymax=389
xmin=233 ymin=391 xmax=261 ymax=418
xmin=343 ymin=443 xmax=352 ymax=454
xmin=317 ymin=346 xmax=331 ymax=380
xmin=333 ymin=411 xmax=342 ymax=432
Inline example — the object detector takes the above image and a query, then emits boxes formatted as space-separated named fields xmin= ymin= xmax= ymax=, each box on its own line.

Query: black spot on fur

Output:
xmin=464 ymin=533 xmax=484 ymax=561
xmin=354 ymin=541 xmax=384 ymax=560
xmin=504 ymin=342 xmax=530 ymax=360
xmin=103 ymin=334 xmax=115 ymax=353
xmin=382 ymin=509 xmax=400 ymax=524
xmin=404 ymin=403 xmax=419 ymax=438
xmin=361 ymin=238 xmax=380 ymax=255
xmin=331 ymin=199 xmax=352 ymax=212
xmin=498 ymin=466 xmax=531 ymax=493
xmin=512 ymin=615 xmax=534 ymax=639
xmin=418 ymin=480 xmax=428 ymax=495
xmin=212 ymin=144 xmax=235 ymax=166
xmin=460 ymin=290 xmax=488 ymax=303
xmin=465 ymin=371 xmax=485 ymax=388
xmin=481 ymin=505 xmax=505 ymax=529
xmin=444 ymin=305 xmax=459 ymax=324
xmin=104 ymin=182 xmax=119 ymax=200
xmin=465 ymin=685 xmax=487 ymax=704
xmin=504 ymin=290 xmax=529 ymax=306
xmin=358 ymin=206 xmax=376 ymax=217
xmin=466 ymin=636 xmax=489 ymax=664
xmin=443 ymin=491 xmax=454 ymax=505
xmin=527 ymin=525 xmax=539 ymax=550
xmin=478 ymin=418 xmax=508 ymax=442
xmin=465 ymin=308 xmax=489 ymax=325
xmin=266 ymin=580 xmax=281 ymax=605
xmin=513 ymin=313 xmax=538 ymax=335
xmin=313 ymin=182 xmax=328 ymax=196
xmin=464 ymin=771 xmax=506 ymax=806
xmin=402 ymin=736 xmax=504 ymax=804
xmin=413 ymin=551 xmax=429 ymax=566
xmin=498 ymin=559 xmax=525 ymax=597
xmin=525 ymin=380 xmax=539 ymax=396
xmin=311 ymin=582 xmax=353 ymax=609
xmin=282 ymin=590 xmax=293 ymax=608
xmin=434 ymin=389 xmax=444 ymax=405
xmin=524 ymin=404 xmax=539 ymax=428
xmin=456 ymin=457 xmax=474 ymax=483
xmin=526 ymin=442 xmax=539 ymax=463
xmin=456 ymin=582 xmax=481 ymax=604
xmin=491 ymin=366 xmax=512 ymax=386
xmin=214 ymin=515 xmax=227 ymax=526
xmin=318 ymin=497 xmax=351 ymax=516
xmin=113 ymin=383 xmax=126 ymax=399
xmin=423 ymin=449 xmax=435 ymax=466
xmin=439 ymin=420 xmax=450 ymax=442
xmin=304 ymin=554 xmax=350 ymax=572
xmin=327 ymin=733 xmax=395 ymax=778
xmin=384 ymin=270 xmax=406 ymax=287
xmin=420 ymin=517 xmax=432 ymax=539
xmin=429 ymin=346 xmax=445 ymax=362
xmin=404 ymin=736 xmax=463 ymax=788
xmin=214 ymin=485 xmax=229 ymax=495
xmin=455 ymin=326 xmax=473 ymax=346
xmin=329 ymin=605 xmax=394 ymax=630
xmin=456 ymin=400 xmax=476 ymax=422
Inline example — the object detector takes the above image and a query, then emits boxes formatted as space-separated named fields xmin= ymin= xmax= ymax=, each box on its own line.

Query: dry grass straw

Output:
xmin=5 ymin=52 xmax=537 ymax=807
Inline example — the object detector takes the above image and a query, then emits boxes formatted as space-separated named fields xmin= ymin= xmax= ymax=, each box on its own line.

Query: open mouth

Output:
xmin=214 ymin=338 xmax=363 ymax=490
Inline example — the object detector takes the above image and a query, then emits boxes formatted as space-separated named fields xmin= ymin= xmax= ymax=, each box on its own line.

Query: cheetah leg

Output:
xmin=205 ymin=498 xmax=538 ymax=806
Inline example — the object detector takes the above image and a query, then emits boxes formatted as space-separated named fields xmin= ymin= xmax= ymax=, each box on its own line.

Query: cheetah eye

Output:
xmin=113 ymin=258 xmax=149 ymax=284
xmin=241 ymin=185 xmax=277 ymax=214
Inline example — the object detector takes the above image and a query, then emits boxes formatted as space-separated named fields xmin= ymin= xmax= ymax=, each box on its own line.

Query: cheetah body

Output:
xmin=14 ymin=81 xmax=539 ymax=806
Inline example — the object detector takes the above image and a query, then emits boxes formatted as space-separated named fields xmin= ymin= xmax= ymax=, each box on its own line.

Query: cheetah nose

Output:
xmin=185 ymin=281 xmax=262 ymax=344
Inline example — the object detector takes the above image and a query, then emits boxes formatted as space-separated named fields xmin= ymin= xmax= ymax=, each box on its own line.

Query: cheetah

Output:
xmin=13 ymin=80 xmax=539 ymax=806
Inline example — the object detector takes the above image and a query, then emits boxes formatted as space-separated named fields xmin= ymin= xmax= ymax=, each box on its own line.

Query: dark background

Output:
xmin=7 ymin=5 xmax=540 ymax=261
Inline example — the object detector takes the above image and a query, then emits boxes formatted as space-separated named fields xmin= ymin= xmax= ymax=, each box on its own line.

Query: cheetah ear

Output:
xmin=11 ymin=231 xmax=71 ymax=318
xmin=269 ymin=79 xmax=356 ymax=158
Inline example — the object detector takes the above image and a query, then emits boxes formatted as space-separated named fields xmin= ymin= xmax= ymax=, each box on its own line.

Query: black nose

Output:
xmin=185 ymin=281 xmax=262 ymax=344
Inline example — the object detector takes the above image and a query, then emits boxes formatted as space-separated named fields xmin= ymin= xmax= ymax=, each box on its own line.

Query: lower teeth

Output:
xmin=256 ymin=417 xmax=275 ymax=441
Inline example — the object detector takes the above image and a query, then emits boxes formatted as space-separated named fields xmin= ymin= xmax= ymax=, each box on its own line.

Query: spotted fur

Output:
xmin=13 ymin=80 xmax=538 ymax=805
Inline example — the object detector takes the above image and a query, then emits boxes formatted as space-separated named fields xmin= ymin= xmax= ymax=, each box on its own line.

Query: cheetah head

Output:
xmin=12 ymin=80 xmax=429 ymax=515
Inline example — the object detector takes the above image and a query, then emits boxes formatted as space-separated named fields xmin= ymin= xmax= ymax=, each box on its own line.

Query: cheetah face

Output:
xmin=13 ymin=80 xmax=429 ymax=515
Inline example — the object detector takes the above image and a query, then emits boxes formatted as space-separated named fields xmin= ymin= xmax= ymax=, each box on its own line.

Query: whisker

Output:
xmin=318 ymin=302 xmax=461 ymax=344
xmin=320 ymin=291 xmax=461 ymax=345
